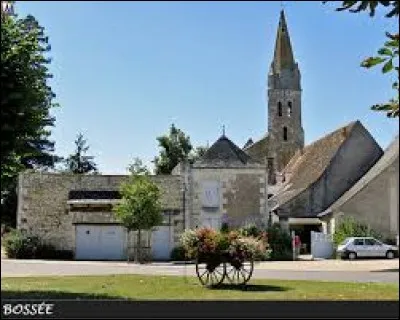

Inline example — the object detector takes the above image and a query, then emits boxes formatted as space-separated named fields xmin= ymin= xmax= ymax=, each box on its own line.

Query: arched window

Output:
xmin=283 ymin=127 xmax=288 ymax=141
xmin=278 ymin=102 xmax=282 ymax=116
xmin=288 ymin=101 xmax=292 ymax=117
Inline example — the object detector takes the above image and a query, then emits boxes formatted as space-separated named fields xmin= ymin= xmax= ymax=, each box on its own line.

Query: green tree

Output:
xmin=324 ymin=1 xmax=399 ymax=117
xmin=127 ymin=158 xmax=150 ymax=175
xmin=113 ymin=173 xmax=163 ymax=262
xmin=189 ymin=145 xmax=209 ymax=164
xmin=153 ymin=124 xmax=193 ymax=174
xmin=64 ymin=133 xmax=98 ymax=174
xmin=1 ymin=5 xmax=59 ymax=225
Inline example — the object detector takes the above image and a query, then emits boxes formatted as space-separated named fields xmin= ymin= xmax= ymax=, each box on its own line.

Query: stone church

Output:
xmin=16 ymin=10 xmax=398 ymax=261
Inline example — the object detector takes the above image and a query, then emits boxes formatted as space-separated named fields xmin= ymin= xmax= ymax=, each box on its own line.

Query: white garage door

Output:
xmin=151 ymin=226 xmax=172 ymax=261
xmin=75 ymin=225 xmax=126 ymax=260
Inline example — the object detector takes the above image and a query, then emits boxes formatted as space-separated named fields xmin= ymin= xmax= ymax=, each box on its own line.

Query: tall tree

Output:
xmin=153 ymin=124 xmax=193 ymax=174
xmin=324 ymin=1 xmax=399 ymax=117
xmin=189 ymin=145 xmax=209 ymax=164
xmin=113 ymin=172 xmax=163 ymax=262
xmin=1 ymin=4 xmax=59 ymax=225
xmin=127 ymin=157 xmax=150 ymax=176
xmin=64 ymin=133 xmax=98 ymax=174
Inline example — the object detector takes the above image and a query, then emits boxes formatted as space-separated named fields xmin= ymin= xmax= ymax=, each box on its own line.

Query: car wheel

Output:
xmin=386 ymin=251 xmax=395 ymax=259
xmin=348 ymin=252 xmax=357 ymax=260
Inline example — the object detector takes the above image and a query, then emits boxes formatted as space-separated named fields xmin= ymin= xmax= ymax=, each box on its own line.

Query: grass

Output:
xmin=1 ymin=274 xmax=399 ymax=300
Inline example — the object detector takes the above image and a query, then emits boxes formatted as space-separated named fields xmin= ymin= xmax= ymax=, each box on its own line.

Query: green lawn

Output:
xmin=1 ymin=275 xmax=398 ymax=300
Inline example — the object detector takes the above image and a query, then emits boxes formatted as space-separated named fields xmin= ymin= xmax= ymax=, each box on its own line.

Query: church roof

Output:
xmin=194 ymin=135 xmax=262 ymax=168
xmin=270 ymin=121 xmax=361 ymax=209
xmin=318 ymin=135 xmax=399 ymax=217
xmin=271 ymin=10 xmax=296 ymax=73
xmin=243 ymin=134 xmax=269 ymax=163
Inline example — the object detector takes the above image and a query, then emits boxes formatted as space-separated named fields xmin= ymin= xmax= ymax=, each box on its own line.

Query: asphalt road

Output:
xmin=1 ymin=259 xmax=399 ymax=283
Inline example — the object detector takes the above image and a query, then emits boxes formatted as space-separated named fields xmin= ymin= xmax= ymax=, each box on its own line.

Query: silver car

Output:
xmin=337 ymin=237 xmax=398 ymax=260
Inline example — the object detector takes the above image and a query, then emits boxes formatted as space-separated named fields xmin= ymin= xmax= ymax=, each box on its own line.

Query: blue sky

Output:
xmin=16 ymin=1 xmax=399 ymax=174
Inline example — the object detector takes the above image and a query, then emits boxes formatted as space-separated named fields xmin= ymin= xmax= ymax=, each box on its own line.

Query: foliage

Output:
xmin=324 ymin=1 xmax=399 ymax=117
xmin=179 ymin=227 xmax=268 ymax=262
xmin=333 ymin=216 xmax=382 ymax=246
xmin=64 ymin=133 xmax=98 ymax=174
xmin=264 ymin=224 xmax=293 ymax=261
xmin=153 ymin=124 xmax=193 ymax=174
xmin=170 ymin=245 xmax=190 ymax=261
xmin=3 ymin=230 xmax=40 ymax=259
xmin=113 ymin=173 xmax=163 ymax=262
xmin=127 ymin=157 xmax=150 ymax=175
xmin=188 ymin=146 xmax=209 ymax=164
xmin=1 ymin=10 xmax=59 ymax=222
xmin=2 ymin=229 xmax=72 ymax=260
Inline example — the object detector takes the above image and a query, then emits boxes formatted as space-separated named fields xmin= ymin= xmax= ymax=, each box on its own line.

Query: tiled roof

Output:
xmin=194 ymin=135 xmax=261 ymax=167
xmin=319 ymin=135 xmax=399 ymax=217
xmin=272 ymin=121 xmax=359 ymax=207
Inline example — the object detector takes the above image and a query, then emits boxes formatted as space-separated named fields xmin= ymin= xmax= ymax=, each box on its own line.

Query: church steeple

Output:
xmin=266 ymin=9 xmax=304 ymax=179
xmin=271 ymin=10 xmax=295 ymax=73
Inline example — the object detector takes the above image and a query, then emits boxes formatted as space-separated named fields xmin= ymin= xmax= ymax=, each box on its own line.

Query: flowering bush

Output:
xmin=180 ymin=227 xmax=269 ymax=262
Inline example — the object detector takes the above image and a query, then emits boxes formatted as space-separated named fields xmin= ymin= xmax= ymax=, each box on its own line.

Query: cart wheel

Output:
xmin=195 ymin=261 xmax=226 ymax=287
xmin=225 ymin=260 xmax=254 ymax=285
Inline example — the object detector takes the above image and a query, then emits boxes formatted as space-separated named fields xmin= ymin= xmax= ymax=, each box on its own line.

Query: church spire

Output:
xmin=271 ymin=10 xmax=295 ymax=73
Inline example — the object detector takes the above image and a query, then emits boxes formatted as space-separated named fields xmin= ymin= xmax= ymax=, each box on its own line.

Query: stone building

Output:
xmin=174 ymin=134 xmax=268 ymax=230
xmin=17 ymin=173 xmax=184 ymax=261
xmin=318 ymin=136 xmax=399 ymax=241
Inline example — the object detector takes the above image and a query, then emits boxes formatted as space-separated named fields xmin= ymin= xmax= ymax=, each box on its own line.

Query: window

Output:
xmin=283 ymin=127 xmax=288 ymax=141
xmin=288 ymin=101 xmax=292 ymax=117
xmin=365 ymin=238 xmax=380 ymax=246
xmin=278 ymin=102 xmax=282 ymax=116
xmin=353 ymin=239 xmax=364 ymax=246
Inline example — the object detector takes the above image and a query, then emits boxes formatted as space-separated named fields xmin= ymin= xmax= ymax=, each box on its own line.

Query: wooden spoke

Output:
xmin=195 ymin=261 xmax=226 ymax=287
xmin=225 ymin=260 xmax=254 ymax=285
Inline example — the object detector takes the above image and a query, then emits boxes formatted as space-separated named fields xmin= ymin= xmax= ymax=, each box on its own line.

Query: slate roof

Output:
xmin=243 ymin=134 xmax=269 ymax=163
xmin=270 ymin=121 xmax=359 ymax=209
xmin=318 ymin=135 xmax=399 ymax=217
xmin=194 ymin=135 xmax=262 ymax=168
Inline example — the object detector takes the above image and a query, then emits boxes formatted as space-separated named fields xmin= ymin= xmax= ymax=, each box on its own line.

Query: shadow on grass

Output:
xmin=371 ymin=269 xmax=399 ymax=273
xmin=209 ymin=284 xmax=290 ymax=292
xmin=1 ymin=290 xmax=130 ymax=300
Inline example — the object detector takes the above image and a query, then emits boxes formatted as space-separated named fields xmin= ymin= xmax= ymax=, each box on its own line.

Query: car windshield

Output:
xmin=340 ymin=238 xmax=352 ymax=246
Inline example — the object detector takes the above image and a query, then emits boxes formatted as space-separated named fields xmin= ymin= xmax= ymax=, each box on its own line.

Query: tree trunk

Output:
xmin=126 ymin=230 xmax=130 ymax=263
xmin=138 ymin=229 xmax=142 ymax=263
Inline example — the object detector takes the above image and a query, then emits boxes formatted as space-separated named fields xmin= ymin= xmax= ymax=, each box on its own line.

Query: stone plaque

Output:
xmin=201 ymin=181 xmax=220 ymax=208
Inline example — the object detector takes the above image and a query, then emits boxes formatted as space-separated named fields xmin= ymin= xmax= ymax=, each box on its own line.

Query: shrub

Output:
xmin=3 ymin=229 xmax=73 ymax=260
xmin=333 ymin=217 xmax=382 ymax=246
xmin=265 ymin=224 xmax=292 ymax=261
xmin=170 ymin=246 xmax=190 ymax=261
xmin=3 ymin=229 xmax=41 ymax=259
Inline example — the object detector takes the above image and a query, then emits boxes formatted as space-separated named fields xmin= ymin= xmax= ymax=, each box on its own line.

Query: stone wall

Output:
xmin=334 ymin=158 xmax=399 ymax=239
xmin=187 ymin=167 xmax=268 ymax=229
xmin=17 ymin=172 xmax=183 ymax=257
xmin=280 ymin=123 xmax=383 ymax=217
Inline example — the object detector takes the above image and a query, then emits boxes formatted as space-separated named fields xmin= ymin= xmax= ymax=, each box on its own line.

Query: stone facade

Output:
xmin=17 ymin=172 xmax=184 ymax=259
xmin=184 ymin=167 xmax=268 ymax=229
xmin=275 ymin=121 xmax=384 ymax=219
xmin=323 ymin=136 xmax=399 ymax=239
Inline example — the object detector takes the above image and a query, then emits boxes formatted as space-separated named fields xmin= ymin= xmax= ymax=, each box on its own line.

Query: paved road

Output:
xmin=1 ymin=259 xmax=399 ymax=283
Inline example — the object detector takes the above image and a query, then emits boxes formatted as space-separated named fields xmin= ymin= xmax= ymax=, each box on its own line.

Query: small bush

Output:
xmin=3 ymin=230 xmax=41 ymax=259
xmin=170 ymin=245 xmax=190 ymax=261
xmin=333 ymin=217 xmax=382 ymax=246
xmin=3 ymin=229 xmax=73 ymax=260
xmin=265 ymin=224 xmax=293 ymax=261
